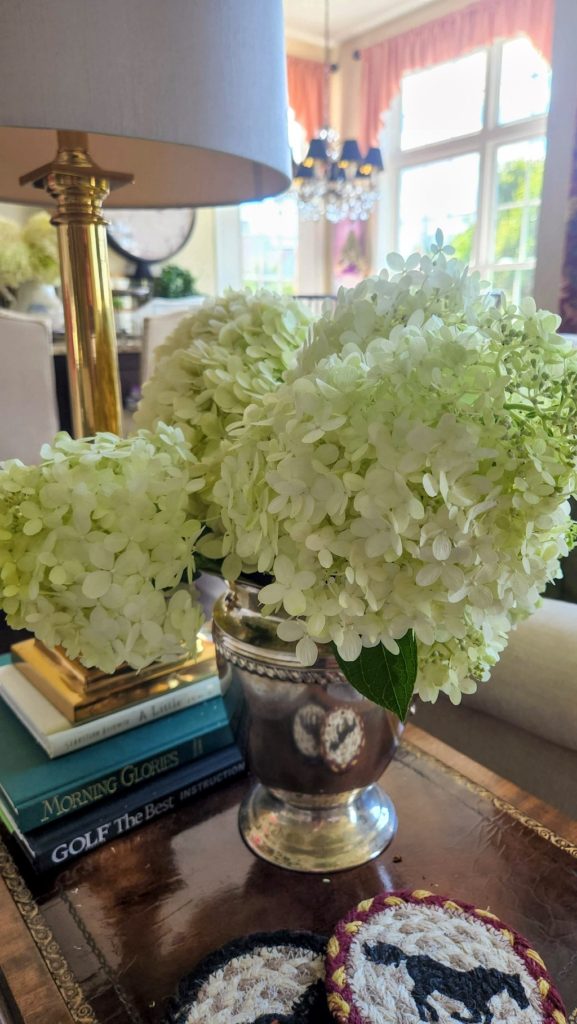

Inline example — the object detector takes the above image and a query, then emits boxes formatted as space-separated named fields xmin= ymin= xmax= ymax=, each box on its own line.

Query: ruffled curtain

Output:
xmin=359 ymin=0 xmax=554 ymax=150
xmin=287 ymin=55 xmax=325 ymax=142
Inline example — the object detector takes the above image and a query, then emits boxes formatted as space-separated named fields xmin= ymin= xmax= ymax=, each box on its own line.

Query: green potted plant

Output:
xmin=153 ymin=264 xmax=198 ymax=300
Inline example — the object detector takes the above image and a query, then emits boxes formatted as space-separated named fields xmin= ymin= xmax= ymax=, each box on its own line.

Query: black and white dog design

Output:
xmin=363 ymin=941 xmax=530 ymax=1023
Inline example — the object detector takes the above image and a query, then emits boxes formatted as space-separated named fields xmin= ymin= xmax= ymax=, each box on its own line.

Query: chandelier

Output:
xmin=292 ymin=0 xmax=383 ymax=224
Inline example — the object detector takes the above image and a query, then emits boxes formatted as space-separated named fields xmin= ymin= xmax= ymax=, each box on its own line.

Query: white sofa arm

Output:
xmin=463 ymin=598 xmax=577 ymax=752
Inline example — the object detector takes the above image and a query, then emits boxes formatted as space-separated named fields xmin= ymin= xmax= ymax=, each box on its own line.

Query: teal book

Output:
xmin=0 ymin=693 xmax=233 ymax=831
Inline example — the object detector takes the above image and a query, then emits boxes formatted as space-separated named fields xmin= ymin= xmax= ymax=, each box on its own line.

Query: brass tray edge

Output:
xmin=401 ymin=738 xmax=577 ymax=859
xmin=0 ymin=837 xmax=97 ymax=1023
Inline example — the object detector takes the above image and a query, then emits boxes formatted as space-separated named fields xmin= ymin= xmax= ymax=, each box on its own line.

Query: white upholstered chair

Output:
xmin=0 ymin=308 xmax=59 ymax=464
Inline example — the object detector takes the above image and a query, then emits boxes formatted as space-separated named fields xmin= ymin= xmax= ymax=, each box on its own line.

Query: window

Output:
xmin=238 ymin=109 xmax=305 ymax=294
xmin=239 ymin=195 xmax=299 ymax=293
xmin=382 ymin=36 xmax=551 ymax=304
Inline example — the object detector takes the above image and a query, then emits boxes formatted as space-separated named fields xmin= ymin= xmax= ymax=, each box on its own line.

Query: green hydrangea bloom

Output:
xmin=213 ymin=253 xmax=577 ymax=704
xmin=0 ymin=427 xmax=204 ymax=673
xmin=134 ymin=289 xmax=311 ymax=459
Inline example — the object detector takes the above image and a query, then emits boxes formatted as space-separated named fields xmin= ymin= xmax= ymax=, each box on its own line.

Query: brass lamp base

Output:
xmin=21 ymin=131 xmax=133 ymax=437
xmin=238 ymin=782 xmax=397 ymax=873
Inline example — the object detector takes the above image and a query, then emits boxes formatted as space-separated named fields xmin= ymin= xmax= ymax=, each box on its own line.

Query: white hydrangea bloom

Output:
xmin=293 ymin=248 xmax=485 ymax=377
xmin=214 ymin=255 xmax=577 ymax=703
xmin=0 ymin=427 xmax=205 ymax=673
xmin=134 ymin=289 xmax=311 ymax=461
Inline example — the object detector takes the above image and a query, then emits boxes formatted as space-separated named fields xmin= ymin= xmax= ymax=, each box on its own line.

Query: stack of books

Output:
xmin=0 ymin=638 xmax=244 ymax=873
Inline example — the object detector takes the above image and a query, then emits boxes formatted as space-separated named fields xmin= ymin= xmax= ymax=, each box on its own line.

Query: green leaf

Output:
xmin=331 ymin=631 xmax=417 ymax=721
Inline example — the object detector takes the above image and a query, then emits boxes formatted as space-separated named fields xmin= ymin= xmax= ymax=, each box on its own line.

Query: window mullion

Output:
xmin=391 ymin=98 xmax=402 ymax=259
xmin=477 ymin=42 xmax=501 ymax=271
xmin=485 ymin=39 xmax=502 ymax=131
xmin=477 ymin=139 xmax=496 ymax=273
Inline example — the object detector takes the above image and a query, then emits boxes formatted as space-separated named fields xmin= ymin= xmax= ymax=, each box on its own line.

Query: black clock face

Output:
xmin=106 ymin=208 xmax=196 ymax=263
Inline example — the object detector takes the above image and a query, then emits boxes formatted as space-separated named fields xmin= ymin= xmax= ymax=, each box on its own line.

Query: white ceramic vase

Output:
xmin=14 ymin=281 xmax=64 ymax=332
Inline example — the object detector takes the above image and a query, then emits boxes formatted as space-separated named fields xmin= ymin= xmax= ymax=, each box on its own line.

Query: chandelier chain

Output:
xmin=291 ymin=0 xmax=382 ymax=223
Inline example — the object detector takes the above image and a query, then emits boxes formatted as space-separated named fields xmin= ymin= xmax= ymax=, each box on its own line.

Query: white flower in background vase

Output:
xmin=0 ymin=217 xmax=31 ymax=304
xmin=14 ymin=212 xmax=64 ymax=330
xmin=13 ymin=280 xmax=64 ymax=331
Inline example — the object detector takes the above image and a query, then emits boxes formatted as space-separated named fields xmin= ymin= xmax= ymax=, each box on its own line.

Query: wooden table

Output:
xmin=1 ymin=725 xmax=576 ymax=1024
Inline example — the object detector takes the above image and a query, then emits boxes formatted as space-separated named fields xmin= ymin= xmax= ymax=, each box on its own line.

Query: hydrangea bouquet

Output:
xmin=0 ymin=218 xmax=31 ymax=298
xmin=2 ymin=239 xmax=576 ymax=720
xmin=21 ymin=212 xmax=60 ymax=285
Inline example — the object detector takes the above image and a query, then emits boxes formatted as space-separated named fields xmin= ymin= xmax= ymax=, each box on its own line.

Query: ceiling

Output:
xmin=284 ymin=0 xmax=430 ymax=46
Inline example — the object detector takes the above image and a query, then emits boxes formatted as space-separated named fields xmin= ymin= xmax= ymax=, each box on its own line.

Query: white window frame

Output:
xmin=376 ymin=38 xmax=549 ymax=290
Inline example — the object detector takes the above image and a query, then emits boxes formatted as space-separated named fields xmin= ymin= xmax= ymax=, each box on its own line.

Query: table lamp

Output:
xmin=0 ymin=0 xmax=291 ymax=437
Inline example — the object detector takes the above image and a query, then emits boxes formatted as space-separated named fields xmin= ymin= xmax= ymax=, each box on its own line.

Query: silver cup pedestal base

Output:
xmin=238 ymin=782 xmax=398 ymax=873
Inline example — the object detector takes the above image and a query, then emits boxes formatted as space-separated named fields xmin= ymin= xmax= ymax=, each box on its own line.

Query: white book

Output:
xmin=0 ymin=664 xmax=222 ymax=759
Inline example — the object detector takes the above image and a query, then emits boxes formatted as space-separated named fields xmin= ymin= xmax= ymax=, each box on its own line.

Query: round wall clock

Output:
xmin=106 ymin=208 xmax=196 ymax=276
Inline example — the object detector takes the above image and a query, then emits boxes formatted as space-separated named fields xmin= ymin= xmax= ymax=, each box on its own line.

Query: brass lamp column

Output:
xmin=0 ymin=1 xmax=292 ymax=432
xmin=20 ymin=132 xmax=133 ymax=437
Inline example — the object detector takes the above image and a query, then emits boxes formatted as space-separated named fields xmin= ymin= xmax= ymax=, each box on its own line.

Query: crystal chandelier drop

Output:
xmin=292 ymin=0 xmax=383 ymax=224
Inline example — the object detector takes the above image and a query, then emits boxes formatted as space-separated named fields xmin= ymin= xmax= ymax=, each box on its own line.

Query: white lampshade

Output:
xmin=0 ymin=0 xmax=291 ymax=207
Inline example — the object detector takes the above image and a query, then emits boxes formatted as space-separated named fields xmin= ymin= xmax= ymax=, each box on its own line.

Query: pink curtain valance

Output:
xmin=287 ymin=55 xmax=325 ymax=142
xmin=359 ymin=0 xmax=554 ymax=150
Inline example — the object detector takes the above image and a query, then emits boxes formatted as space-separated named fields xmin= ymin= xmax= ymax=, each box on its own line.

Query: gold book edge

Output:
xmin=11 ymin=659 xmax=219 ymax=724
xmin=35 ymin=637 xmax=207 ymax=689
xmin=11 ymin=638 xmax=215 ymax=697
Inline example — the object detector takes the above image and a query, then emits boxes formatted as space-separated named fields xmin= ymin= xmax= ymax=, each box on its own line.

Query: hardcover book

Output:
xmin=0 ymin=664 xmax=221 ymax=757
xmin=0 ymin=744 xmax=246 ymax=872
xmin=0 ymin=694 xmax=233 ymax=831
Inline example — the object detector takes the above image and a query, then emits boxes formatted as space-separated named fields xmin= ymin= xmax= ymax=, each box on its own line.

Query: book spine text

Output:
xmin=34 ymin=760 xmax=245 ymax=871
xmin=43 ymin=676 xmax=221 ymax=757
xmin=18 ymin=722 xmax=232 ymax=831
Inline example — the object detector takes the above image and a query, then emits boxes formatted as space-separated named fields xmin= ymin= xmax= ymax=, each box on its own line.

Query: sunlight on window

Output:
xmin=492 ymin=138 xmax=545 ymax=262
xmin=485 ymin=137 xmax=546 ymax=304
xmin=400 ymin=51 xmax=487 ymax=150
xmin=399 ymin=153 xmax=480 ymax=257
xmin=498 ymin=37 xmax=551 ymax=125
xmin=240 ymin=195 xmax=299 ymax=293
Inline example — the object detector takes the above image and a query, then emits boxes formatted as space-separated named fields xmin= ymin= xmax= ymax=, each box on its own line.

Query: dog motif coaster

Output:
xmin=325 ymin=890 xmax=567 ymax=1024
xmin=163 ymin=930 xmax=332 ymax=1024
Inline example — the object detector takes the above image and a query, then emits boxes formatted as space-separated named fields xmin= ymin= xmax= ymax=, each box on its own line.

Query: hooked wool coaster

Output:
xmin=325 ymin=890 xmax=567 ymax=1024
xmin=163 ymin=930 xmax=332 ymax=1024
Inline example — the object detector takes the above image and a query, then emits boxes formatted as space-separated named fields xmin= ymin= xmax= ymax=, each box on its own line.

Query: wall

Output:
xmin=107 ymin=207 xmax=216 ymax=294
xmin=0 ymin=202 xmax=32 ymax=226
xmin=170 ymin=208 xmax=216 ymax=295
